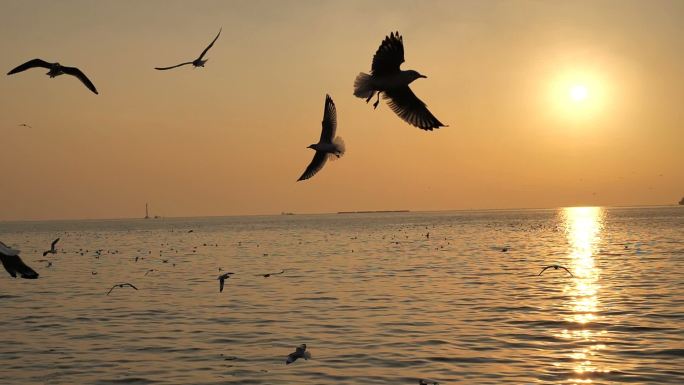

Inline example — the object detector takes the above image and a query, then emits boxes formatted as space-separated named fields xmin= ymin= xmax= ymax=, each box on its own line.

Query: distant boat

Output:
xmin=679 ymin=197 xmax=684 ymax=205
xmin=281 ymin=212 xmax=295 ymax=215
xmin=337 ymin=210 xmax=410 ymax=214
xmin=145 ymin=203 xmax=150 ymax=219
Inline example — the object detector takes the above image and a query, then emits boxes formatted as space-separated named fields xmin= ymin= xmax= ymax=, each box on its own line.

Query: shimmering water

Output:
xmin=1 ymin=207 xmax=682 ymax=385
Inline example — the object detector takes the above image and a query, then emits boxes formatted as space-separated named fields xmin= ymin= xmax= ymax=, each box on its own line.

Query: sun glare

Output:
xmin=570 ymin=85 xmax=588 ymax=102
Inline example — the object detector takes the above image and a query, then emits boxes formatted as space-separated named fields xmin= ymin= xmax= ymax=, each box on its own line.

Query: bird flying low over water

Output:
xmin=7 ymin=59 xmax=98 ymax=94
xmin=217 ymin=272 xmax=235 ymax=292
xmin=155 ymin=28 xmax=221 ymax=70
xmin=18 ymin=123 xmax=32 ymax=128
xmin=538 ymin=265 xmax=574 ymax=277
xmin=297 ymin=94 xmax=345 ymax=181
xmin=106 ymin=283 xmax=138 ymax=295
xmin=0 ymin=241 xmax=39 ymax=279
xmin=43 ymin=238 xmax=60 ymax=256
xmin=285 ymin=344 xmax=311 ymax=365
xmin=354 ymin=32 xmax=445 ymax=130
xmin=419 ymin=380 xmax=439 ymax=385
xmin=256 ymin=270 xmax=285 ymax=278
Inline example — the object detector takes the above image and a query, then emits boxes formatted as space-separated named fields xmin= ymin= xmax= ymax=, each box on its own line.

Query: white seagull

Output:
xmin=7 ymin=59 xmax=98 ymax=94
xmin=285 ymin=344 xmax=311 ymax=365
xmin=297 ymin=94 xmax=345 ymax=181
xmin=155 ymin=28 xmax=221 ymax=70
xmin=43 ymin=238 xmax=60 ymax=256
xmin=538 ymin=264 xmax=574 ymax=278
xmin=354 ymin=31 xmax=445 ymax=130
xmin=0 ymin=241 xmax=39 ymax=279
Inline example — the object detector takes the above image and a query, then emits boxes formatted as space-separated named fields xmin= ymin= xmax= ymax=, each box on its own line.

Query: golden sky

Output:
xmin=1 ymin=0 xmax=682 ymax=220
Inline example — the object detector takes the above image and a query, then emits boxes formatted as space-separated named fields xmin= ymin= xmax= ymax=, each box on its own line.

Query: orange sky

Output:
xmin=1 ymin=0 xmax=682 ymax=221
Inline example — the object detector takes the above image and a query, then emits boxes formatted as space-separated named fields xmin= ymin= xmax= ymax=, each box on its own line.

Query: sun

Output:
xmin=569 ymin=85 xmax=588 ymax=102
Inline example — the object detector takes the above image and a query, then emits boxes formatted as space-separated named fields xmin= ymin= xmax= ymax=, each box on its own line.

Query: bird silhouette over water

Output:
xmin=155 ymin=28 xmax=221 ymax=70
xmin=285 ymin=344 xmax=311 ymax=365
xmin=0 ymin=241 xmax=39 ymax=279
xmin=297 ymin=94 xmax=345 ymax=181
xmin=106 ymin=283 xmax=138 ymax=295
xmin=354 ymin=32 xmax=445 ymax=130
xmin=256 ymin=270 xmax=285 ymax=278
xmin=18 ymin=123 xmax=32 ymax=128
xmin=43 ymin=238 xmax=60 ymax=256
xmin=419 ymin=380 xmax=439 ymax=385
xmin=7 ymin=59 xmax=98 ymax=94
xmin=538 ymin=265 xmax=574 ymax=277
xmin=217 ymin=272 xmax=235 ymax=292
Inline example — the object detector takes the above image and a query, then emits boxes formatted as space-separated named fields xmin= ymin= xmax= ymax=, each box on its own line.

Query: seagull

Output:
xmin=257 ymin=270 xmax=285 ymax=278
xmin=18 ymin=123 xmax=32 ymax=128
xmin=354 ymin=31 xmax=445 ymax=130
xmin=419 ymin=380 xmax=439 ymax=385
xmin=0 ymin=241 xmax=39 ymax=279
xmin=42 ymin=238 xmax=60 ymax=256
xmin=155 ymin=28 xmax=221 ymax=70
xmin=538 ymin=265 xmax=574 ymax=278
xmin=217 ymin=272 xmax=235 ymax=292
xmin=106 ymin=283 xmax=138 ymax=295
xmin=297 ymin=94 xmax=345 ymax=181
xmin=285 ymin=344 xmax=311 ymax=365
xmin=7 ymin=59 xmax=98 ymax=94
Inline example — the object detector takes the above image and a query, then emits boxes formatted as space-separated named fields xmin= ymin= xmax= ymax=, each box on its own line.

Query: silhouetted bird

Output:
xmin=155 ymin=28 xmax=221 ymax=70
xmin=257 ymin=270 xmax=285 ymax=278
xmin=18 ymin=123 xmax=32 ymax=128
xmin=106 ymin=283 xmax=138 ymax=295
xmin=538 ymin=265 xmax=574 ymax=278
xmin=419 ymin=380 xmax=439 ymax=385
xmin=43 ymin=238 xmax=60 ymax=256
xmin=0 ymin=241 xmax=39 ymax=279
xmin=297 ymin=94 xmax=345 ymax=181
xmin=7 ymin=59 xmax=98 ymax=94
xmin=354 ymin=32 xmax=445 ymax=130
xmin=217 ymin=272 xmax=235 ymax=292
xmin=285 ymin=344 xmax=311 ymax=365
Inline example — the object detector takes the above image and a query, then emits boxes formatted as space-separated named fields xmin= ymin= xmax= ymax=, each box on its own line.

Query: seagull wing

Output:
xmin=371 ymin=31 xmax=404 ymax=76
xmin=285 ymin=352 xmax=298 ymax=365
xmin=383 ymin=86 xmax=445 ymax=130
xmin=538 ymin=266 xmax=552 ymax=276
xmin=61 ymin=66 xmax=98 ymax=94
xmin=106 ymin=285 xmax=117 ymax=295
xmin=297 ymin=151 xmax=327 ymax=181
xmin=124 ymin=283 xmax=139 ymax=290
xmin=154 ymin=62 xmax=194 ymax=70
xmin=198 ymin=28 xmax=222 ymax=60
xmin=51 ymin=238 xmax=60 ymax=249
xmin=0 ymin=254 xmax=39 ymax=279
xmin=560 ymin=266 xmax=574 ymax=277
xmin=219 ymin=277 xmax=225 ymax=292
xmin=320 ymin=94 xmax=337 ymax=143
xmin=7 ymin=59 xmax=52 ymax=75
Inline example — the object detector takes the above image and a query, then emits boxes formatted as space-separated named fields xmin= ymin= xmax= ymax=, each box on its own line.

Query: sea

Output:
xmin=0 ymin=207 xmax=682 ymax=385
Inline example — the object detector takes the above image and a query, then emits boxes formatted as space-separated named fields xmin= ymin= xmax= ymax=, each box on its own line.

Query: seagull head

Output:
xmin=307 ymin=144 xmax=315 ymax=149
xmin=406 ymin=70 xmax=427 ymax=82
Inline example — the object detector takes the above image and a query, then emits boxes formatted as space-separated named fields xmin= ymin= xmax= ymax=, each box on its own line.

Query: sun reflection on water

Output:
xmin=559 ymin=207 xmax=609 ymax=382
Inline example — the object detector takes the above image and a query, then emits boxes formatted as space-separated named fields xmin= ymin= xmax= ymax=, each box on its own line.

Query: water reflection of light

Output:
xmin=559 ymin=207 xmax=608 ymax=383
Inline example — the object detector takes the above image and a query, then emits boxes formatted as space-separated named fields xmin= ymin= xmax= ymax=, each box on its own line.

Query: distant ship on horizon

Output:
xmin=680 ymin=197 xmax=684 ymax=205
xmin=144 ymin=203 xmax=161 ymax=219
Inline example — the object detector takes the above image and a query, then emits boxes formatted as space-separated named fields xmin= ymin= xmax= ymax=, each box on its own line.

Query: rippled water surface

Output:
xmin=1 ymin=207 xmax=683 ymax=385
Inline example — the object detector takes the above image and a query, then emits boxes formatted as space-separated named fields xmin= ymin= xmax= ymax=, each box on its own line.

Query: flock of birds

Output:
xmin=7 ymin=30 xmax=445 ymax=181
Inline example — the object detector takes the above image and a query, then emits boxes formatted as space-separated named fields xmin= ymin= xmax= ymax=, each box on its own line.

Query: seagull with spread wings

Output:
xmin=106 ymin=283 xmax=138 ymax=295
xmin=354 ymin=31 xmax=445 ymax=130
xmin=297 ymin=94 xmax=345 ymax=181
xmin=538 ymin=264 xmax=574 ymax=278
xmin=43 ymin=238 xmax=60 ymax=257
xmin=217 ymin=272 xmax=235 ymax=293
xmin=7 ymin=59 xmax=98 ymax=94
xmin=285 ymin=344 xmax=311 ymax=365
xmin=155 ymin=28 xmax=221 ymax=70
xmin=0 ymin=241 xmax=39 ymax=279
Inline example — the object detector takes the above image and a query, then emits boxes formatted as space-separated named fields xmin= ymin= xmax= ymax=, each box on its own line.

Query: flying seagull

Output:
xmin=18 ymin=123 xmax=32 ymax=128
xmin=43 ymin=238 xmax=60 ymax=256
xmin=0 ymin=241 xmax=39 ymax=279
xmin=297 ymin=94 xmax=345 ymax=181
xmin=217 ymin=272 xmax=235 ymax=292
xmin=354 ymin=31 xmax=445 ymax=130
xmin=106 ymin=283 xmax=138 ymax=295
xmin=155 ymin=28 xmax=222 ymax=70
xmin=257 ymin=270 xmax=285 ymax=278
xmin=538 ymin=265 xmax=574 ymax=278
xmin=7 ymin=59 xmax=98 ymax=94
xmin=419 ymin=380 xmax=439 ymax=385
xmin=285 ymin=344 xmax=311 ymax=365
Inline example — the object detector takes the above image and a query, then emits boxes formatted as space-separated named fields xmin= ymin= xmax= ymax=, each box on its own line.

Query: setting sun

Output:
xmin=570 ymin=85 xmax=589 ymax=102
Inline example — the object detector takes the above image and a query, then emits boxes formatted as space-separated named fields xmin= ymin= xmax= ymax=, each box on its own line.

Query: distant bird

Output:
xmin=538 ymin=265 xmax=574 ymax=278
xmin=42 ymin=238 xmax=60 ymax=256
xmin=354 ymin=32 xmax=445 ymax=130
xmin=501 ymin=247 xmax=509 ymax=252
xmin=106 ymin=283 xmax=138 ymax=295
xmin=7 ymin=59 xmax=98 ymax=94
xmin=285 ymin=344 xmax=311 ymax=365
xmin=144 ymin=269 xmax=155 ymax=276
xmin=45 ymin=261 xmax=52 ymax=268
xmin=217 ymin=272 xmax=235 ymax=292
xmin=155 ymin=28 xmax=221 ymax=70
xmin=257 ymin=270 xmax=285 ymax=278
xmin=18 ymin=123 xmax=32 ymax=128
xmin=297 ymin=94 xmax=345 ymax=181
xmin=419 ymin=380 xmax=439 ymax=385
xmin=0 ymin=241 xmax=39 ymax=279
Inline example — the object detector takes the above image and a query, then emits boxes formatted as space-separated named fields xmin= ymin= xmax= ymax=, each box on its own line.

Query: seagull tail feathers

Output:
xmin=329 ymin=136 xmax=346 ymax=161
xmin=353 ymin=72 xmax=374 ymax=99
